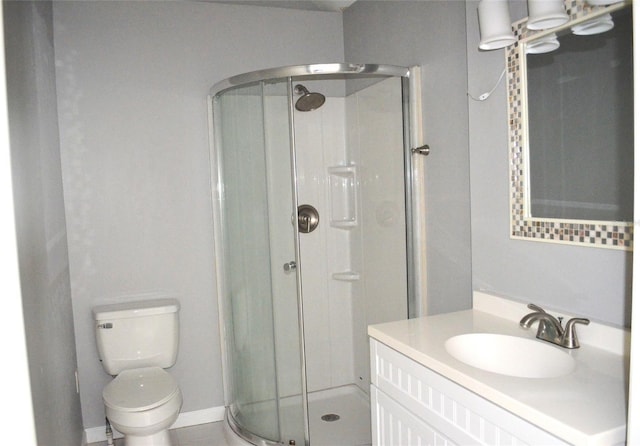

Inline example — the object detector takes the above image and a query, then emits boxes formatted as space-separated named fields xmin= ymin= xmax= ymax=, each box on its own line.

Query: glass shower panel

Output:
xmin=216 ymin=83 xmax=280 ymax=442
xmin=211 ymin=65 xmax=413 ymax=446
xmin=215 ymin=80 xmax=306 ymax=445
xmin=263 ymin=81 xmax=307 ymax=446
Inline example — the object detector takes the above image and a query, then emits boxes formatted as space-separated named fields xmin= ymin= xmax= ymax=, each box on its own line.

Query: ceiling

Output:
xmin=207 ymin=0 xmax=357 ymax=12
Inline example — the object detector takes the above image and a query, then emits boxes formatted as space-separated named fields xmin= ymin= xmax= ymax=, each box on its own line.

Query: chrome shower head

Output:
xmin=294 ymin=84 xmax=326 ymax=112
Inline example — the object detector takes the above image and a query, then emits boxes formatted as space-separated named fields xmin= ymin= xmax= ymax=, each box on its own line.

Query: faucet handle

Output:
xmin=560 ymin=318 xmax=590 ymax=349
xmin=527 ymin=303 xmax=546 ymax=313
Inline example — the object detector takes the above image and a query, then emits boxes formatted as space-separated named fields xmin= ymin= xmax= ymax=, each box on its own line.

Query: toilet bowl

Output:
xmin=103 ymin=367 xmax=183 ymax=446
xmin=93 ymin=299 xmax=182 ymax=446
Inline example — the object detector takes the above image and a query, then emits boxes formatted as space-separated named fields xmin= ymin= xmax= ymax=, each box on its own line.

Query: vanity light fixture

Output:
xmin=478 ymin=0 xmax=516 ymax=50
xmin=526 ymin=33 xmax=560 ymax=53
xmin=527 ymin=0 xmax=569 ymax=30
xmin=572 ymin=13 xmax=615 ymax=35
xmin=586 ymin=0 xmax=624 ymax=4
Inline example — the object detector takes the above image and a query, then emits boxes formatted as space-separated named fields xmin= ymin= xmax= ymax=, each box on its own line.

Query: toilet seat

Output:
xmin=103 ymin=367 xmax=179 ymax=412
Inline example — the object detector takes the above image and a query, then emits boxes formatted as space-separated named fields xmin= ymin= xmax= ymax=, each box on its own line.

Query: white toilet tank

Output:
xmin=93 ymin=298 xmax=180 ymax=375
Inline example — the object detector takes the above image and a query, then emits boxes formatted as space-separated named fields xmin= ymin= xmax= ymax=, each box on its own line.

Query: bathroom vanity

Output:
xmin=368 ymin=293 xmax=629 ymax=445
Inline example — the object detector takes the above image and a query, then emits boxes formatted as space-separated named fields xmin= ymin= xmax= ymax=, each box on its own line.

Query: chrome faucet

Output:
xmin=520 ymin=303 xmax=590 ymax=349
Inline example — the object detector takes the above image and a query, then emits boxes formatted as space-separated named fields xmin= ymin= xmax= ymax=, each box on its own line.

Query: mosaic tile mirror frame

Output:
xmin=507 ymin=0 xmax=633 ymax=250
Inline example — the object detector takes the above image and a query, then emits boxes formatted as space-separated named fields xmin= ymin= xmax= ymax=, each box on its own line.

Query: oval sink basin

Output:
xmin=445 ymin=333 xmax=575 ymax=378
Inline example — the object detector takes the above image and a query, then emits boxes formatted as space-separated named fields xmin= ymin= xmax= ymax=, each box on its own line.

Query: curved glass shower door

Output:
xmin=212 ymin=63 xmax=414 ymax=446
xmin=213 ymin=80 xmax=306 ymax=445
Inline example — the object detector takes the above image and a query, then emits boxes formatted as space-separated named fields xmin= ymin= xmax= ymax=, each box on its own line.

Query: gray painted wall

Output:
xmin=465 ymin=0 xmax=632 ymax=327
xmin=4 ymin=1 xmax=83 ymax=443
xmin=52 ymin=1 xmax=344 ymax=430
xmin=344 ymin=0 xmax=473 ymax=315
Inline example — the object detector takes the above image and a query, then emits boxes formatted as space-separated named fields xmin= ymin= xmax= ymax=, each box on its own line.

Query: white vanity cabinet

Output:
xmin=370 ymin=339 xmax=568 ymax=446
xmin=367 ymin=294 xmax=628 ymax=445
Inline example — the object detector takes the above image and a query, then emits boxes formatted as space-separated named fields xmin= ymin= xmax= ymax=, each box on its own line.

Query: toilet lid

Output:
xmin=103 ymin=367 xmax=179 ymax=412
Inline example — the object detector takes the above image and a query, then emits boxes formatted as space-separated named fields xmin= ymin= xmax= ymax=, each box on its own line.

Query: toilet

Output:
xmin=93 ymin=299 xmax=183 ymax=446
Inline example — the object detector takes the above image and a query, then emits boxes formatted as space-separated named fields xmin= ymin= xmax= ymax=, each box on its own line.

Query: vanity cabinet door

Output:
xmin=371 ymin=385 xmax=456 ymax=445
xmin=370 ymin=339 xmax=569 ymax=446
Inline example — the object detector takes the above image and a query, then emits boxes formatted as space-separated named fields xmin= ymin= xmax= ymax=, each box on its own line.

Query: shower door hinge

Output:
xmin=411 ymin=144 xmax=430 ymax=156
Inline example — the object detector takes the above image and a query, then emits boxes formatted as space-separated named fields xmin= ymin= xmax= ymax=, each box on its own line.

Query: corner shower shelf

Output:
xmin=332 ymin=271 xmax=361 ymax=282
xmin=328 ymin=165 xmax=357 ymax=229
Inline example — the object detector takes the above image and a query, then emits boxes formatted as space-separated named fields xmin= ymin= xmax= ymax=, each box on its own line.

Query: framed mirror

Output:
xmin=507 ymin=0 xmax=633 ymax=249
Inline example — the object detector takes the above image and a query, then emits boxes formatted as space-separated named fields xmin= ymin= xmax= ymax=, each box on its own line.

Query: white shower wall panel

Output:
xmin=295 ymin=99 xmax=355 ymax=393
xmin=262 ymin=83 xmax=406 ymax=398
xmin=355 ymin=79 xmax=407 ymax=325
xmin=347 ymin=77 xmax=408 ymax=394
xmin=345 ymin=93 xmax=367 ymax=394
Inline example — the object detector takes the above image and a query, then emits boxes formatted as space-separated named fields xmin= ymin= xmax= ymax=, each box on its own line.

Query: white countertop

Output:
xmin=368 ymin=294 xmax=629 ymax=446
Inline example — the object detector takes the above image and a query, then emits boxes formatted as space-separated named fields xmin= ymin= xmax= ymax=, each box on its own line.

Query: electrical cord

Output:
xmin=468 ymin=68 xmax=506 ymax=102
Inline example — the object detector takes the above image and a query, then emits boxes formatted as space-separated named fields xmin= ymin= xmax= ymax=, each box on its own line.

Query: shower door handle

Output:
xmin=411 ymin=144 xmax=430 ymax=156
xmin=283 ymin=261 xmax=297 ymax=272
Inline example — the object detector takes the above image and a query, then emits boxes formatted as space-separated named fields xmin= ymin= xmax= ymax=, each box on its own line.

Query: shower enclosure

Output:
xmin=209 ymin=63 xmax=420 ymax=446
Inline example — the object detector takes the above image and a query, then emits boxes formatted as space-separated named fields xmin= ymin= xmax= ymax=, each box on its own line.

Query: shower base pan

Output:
xmin=228 ymin=384 xmax=371 ymax=446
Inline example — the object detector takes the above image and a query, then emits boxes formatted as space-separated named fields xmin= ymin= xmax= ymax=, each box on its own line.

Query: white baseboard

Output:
xmin=171 ymin=406 xmax=225 ymax=430
xmin=83 ymin=405 xmax=225 ymax=445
